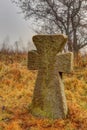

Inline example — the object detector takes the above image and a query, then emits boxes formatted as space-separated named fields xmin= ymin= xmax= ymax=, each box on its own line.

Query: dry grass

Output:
xmin=0 ymin=52 xmax=87 ymax=130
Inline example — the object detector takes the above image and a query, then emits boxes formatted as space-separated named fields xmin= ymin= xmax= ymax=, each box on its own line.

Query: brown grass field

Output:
xmin=0 ymin=52 xmax=87 ymax=130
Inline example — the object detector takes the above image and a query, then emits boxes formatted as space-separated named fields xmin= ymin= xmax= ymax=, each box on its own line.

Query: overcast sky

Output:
xmin=0 ymin=0 xmax=34 ymax=46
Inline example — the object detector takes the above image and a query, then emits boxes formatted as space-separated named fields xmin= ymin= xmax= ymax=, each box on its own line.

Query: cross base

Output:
xmin=31 ymin=68 xmax=67 ymax=119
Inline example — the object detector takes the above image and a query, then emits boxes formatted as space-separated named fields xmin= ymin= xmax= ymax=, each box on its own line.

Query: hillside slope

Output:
xmin=0 ymin=52 xmax=87 ymax=130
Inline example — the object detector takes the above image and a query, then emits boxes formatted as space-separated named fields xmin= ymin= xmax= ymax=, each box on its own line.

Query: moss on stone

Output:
xmin=28 ymin=34 xmax=73 ymax=119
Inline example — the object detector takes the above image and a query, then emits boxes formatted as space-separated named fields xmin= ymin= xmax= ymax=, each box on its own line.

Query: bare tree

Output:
xmin=12 ymin=0 xmax=87 ymax=54
xmin=14 ymin=37 xmax=25 ymax=52
xmin=1 ymin=35 xmax=10 ymax=52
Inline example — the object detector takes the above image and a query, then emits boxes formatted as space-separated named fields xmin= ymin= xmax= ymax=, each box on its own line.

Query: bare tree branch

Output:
xmin=12 ymin=0 xmax=87 ymax=53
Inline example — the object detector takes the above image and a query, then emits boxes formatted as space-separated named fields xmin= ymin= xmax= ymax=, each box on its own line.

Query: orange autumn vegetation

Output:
xmin=0 ymin=52 xmax=87 ymax=130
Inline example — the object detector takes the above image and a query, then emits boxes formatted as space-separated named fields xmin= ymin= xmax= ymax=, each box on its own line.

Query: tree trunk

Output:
xmin=67 ymin=39 xmax=73 ymax=52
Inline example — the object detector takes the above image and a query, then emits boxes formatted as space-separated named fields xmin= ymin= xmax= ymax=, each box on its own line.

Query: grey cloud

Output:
xmin=0 ymin=0 xmax=34 ymax=45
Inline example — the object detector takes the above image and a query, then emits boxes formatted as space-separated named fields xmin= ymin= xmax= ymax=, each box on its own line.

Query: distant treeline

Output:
xmin=0 ymin=36 xmax=35 ymax=53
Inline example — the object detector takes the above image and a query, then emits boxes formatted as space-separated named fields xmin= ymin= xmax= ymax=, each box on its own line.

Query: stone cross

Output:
xmin=28 ymin=35 xmax=73 ymax=119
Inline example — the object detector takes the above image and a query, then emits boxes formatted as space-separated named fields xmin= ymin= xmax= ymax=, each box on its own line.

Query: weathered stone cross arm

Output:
xmin=28 ymin=34 xmax=73 ymax=119
xmin=28 ymin=35 xmax=73 ymax=72
xmin=28 ymin=51 xmax=73 ymax=73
